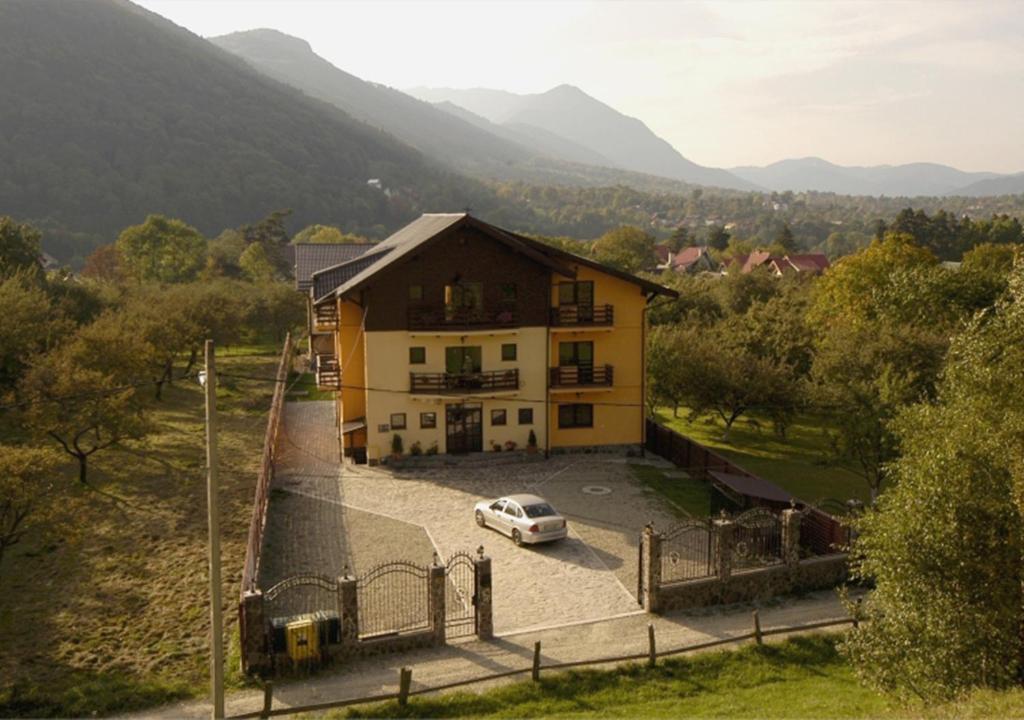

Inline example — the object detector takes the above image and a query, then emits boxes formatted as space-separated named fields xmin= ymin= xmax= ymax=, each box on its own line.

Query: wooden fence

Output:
xmin=231 ymin=613 xmax=858 ymax=718
xmin=241 ymin=333 xmax=292 ymax=596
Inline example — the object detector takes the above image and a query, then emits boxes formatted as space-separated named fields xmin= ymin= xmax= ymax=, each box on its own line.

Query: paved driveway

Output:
xmin=267 ymin=402 xmax=682 ymax=634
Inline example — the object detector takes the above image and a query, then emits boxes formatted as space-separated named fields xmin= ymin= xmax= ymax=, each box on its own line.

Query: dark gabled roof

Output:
xmin=710 ymin=471 xmax=794 ymax=504
xmin=312 ymin=247 xmax=393 ymax=302
xmin=294 ymin=243 xmax=374 ymax=291
xmin=312 ymin=213 xmax=678 ymax=304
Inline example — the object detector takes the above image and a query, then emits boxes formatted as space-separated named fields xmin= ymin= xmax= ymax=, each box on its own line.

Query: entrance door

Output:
xmin=446 ymin=404 xmax=483 ymax=454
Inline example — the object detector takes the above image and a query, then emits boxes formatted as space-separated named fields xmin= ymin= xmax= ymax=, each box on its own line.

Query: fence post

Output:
xmin=429 ymin=562 xmax=446 ymax=646
xmin=473 ymin=552 xmax=494 ymax=641
xmin=641 ymin=524 xmax=662 ymax=613
xmin=532 ymin=641 xmax=542 ymax=681
xmin=239 ymin=590 xmax=267 ymax=674
xmin=259 ymin=682 xmax=273 ymax=719
xmin=647 ymin=623 xmax=657 ymax=668
xmin=781 ymin=506 xmax=802 ymax=568
xmin=398 ymin=667 xmax=412 ymax=706
xmin=339 ymin=574 xmax=359 ymax=650
xmin=753 ymin=610 xmax=763 ymax=645
xmin=713 ymin=514 xmax=735 ymax=582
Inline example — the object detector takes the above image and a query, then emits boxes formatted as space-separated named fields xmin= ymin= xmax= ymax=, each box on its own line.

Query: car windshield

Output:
xmin=523 ymin=503 xmax=556 ymax=518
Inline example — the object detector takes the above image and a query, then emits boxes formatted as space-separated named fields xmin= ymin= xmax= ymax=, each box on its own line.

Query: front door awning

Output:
xmin=341 ymin=418 xmax=367 ymax=434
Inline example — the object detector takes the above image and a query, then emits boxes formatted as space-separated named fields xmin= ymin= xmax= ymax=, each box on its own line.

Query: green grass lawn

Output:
xmin=629 ymin=463 xmax=711 ymax=518
xmin=654 ymin=407 xmax=870 ymax=504
xmin=336 ymin=634 xmax=1024 ymax=719
xmin=0 ymin=345 xmax=278 ymax=716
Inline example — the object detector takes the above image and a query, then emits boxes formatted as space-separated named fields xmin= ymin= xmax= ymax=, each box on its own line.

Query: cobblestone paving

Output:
xmin=261 ymin=402 xmax=687 ymax=633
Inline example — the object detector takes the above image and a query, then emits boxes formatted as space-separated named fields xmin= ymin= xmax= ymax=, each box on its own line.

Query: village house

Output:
xmin=304 ymin=213 xmax=677 ymax=463
xmin=654 ymin=245 xmax=719 ymax=274
xmin=725 ymin=251 xmax=830 ymax=276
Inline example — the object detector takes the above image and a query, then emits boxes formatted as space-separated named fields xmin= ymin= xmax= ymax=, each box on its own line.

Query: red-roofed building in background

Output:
xmin=724 ymin=251 xmax=830 ymax=277
xmin=654 ymin=245 xmax=719 ymax=274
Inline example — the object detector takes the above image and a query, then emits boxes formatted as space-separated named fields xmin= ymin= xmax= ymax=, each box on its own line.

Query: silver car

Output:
xmin=474 ymin=493 xmax=568 ymax=546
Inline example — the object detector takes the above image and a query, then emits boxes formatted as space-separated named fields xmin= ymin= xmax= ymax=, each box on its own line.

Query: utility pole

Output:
xmin=204 ymin=340 xmax=225 ymax=719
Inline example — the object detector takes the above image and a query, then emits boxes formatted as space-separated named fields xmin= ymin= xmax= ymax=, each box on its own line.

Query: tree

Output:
xmin=116 ymin=215 xmax=206 ymax=283
xmin=20 ymin=324 xmax=149 ymax=486
xmin=239 ymin=242 xmax=276 ymax=283
xmin=0 ymin=216 xmax=42 ymax=277
xmin=0 ymin=270 xmax=71 ymax=390
xmin=646 ymin=325 xmax=688 ymax=417
xmin=81 ymin=243 xmax=123 ymax=282
xmin=292 ymin=224 xmax=368 ymax=244
xmin=842 ymin=263 xmax=1024 ymax=700
xmin=0 ymin=445 xmax=61 ymax=579
xmin=666 ymin=226 xmax=690 ymax=253
xmin=673 ymin=322 xmax=799 ymax=441
xmin=591 ymin=226 xmax=656 ymax=273
xmin=704 ymin=224 xmax=731 ymax=251
xmin=774 ymin=223 xmax=797 ymax=253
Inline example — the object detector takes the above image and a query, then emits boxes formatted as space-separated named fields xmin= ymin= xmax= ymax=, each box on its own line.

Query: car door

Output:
xmin=488 ymin=499 xmax=509 ymax=533
xmin=503 ymin=501 xmax=523 ymax=536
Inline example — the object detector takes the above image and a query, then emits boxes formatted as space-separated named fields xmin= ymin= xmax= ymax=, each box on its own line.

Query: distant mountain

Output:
xmin=409 ymin=85 xmax=757 ymax=191
xmin=950 ymin=173 xmax=1024 ymax=197
xmin=730 ymin=157 xmax=1006 ymax=197
xmin=0 ymin=1 xmax=494 ymax=261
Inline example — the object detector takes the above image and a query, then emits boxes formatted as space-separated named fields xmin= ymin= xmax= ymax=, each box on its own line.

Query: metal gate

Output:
xmin=661 ymin=519 xmax=716 ymax=583
xmin=356 ymin=561 xmax=431 ymax=639
xmin=732 ymin=507 xmax=783 ymax=569
xmin=444 ymin=551 xmax=477 ymax=638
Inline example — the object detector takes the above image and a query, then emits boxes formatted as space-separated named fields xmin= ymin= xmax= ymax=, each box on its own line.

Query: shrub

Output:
xmin=391 ymin=433 xmax=403 ymax=456
xmin=527 ymin=429 xmax=537 ymax=448
xmin=490 ymin=441 xmax=502 ymax=452
xmin=410 ymin=441 xmax=422 ymax=456
xmin=426 ymin=441 xmax=439 ymax=456
xmin=504 ymin=440 xmax=517 ymax=451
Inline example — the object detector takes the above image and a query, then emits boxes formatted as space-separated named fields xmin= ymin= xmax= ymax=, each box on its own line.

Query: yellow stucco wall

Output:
xmin=335 ymin=299 xmax=367 ymax=451
xmin=361 ymin=328 xmax=549 ymax=459
xmin=548 ymin=264 xmax=646 ymax=448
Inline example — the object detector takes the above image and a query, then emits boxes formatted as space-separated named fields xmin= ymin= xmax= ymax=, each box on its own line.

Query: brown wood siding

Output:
xmin=359 ymin=226 xmax=553 ymax=331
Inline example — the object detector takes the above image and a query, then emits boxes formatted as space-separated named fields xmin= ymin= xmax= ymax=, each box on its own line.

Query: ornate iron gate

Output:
xmin=661 ymin=519 xmax=716 ymax=583
xmin=444 ymin=551 xmax=477 ymax=638
xmin=356 ymin=561 xmax=431 ymax=638
xmin=732 ymin=507 xmax=783 ymax=569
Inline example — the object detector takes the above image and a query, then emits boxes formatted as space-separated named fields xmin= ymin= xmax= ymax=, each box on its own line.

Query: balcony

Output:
xmin=550 ymin=364 xmax=614 ymax=389
xmin=408 ymin=305 xmax=517 ymax=332
xmin=314 ymin=303 xmax=339 ymax=332
xmin=410 ymin=369 xmax=519 ymax=395
xmin=550 ymin=304 xmax=614 ymax=327
xmin=315 ymin=353 xmax=340 ymax=390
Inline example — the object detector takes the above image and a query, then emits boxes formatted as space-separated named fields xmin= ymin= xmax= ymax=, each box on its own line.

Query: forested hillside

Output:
xmin=0 ymin=0 xmax=499 ymax=262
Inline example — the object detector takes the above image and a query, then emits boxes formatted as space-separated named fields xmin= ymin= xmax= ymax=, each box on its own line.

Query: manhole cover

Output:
xmin=582 ymin=485 xmax=612 ymax=496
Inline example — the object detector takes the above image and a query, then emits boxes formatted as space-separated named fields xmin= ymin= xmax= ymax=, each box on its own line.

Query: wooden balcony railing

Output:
xmin=410 ymin=369 xmax=519 ymax=394
xmin=315 ymin=353 xmax=340 ymax=390
xmin=408 ymin=305 xmax=517 ymax=331
xmin=550 ymin=364 xmax=614 ymax=388
xmin=550 ymin=304 xmax=614 ymax=327
xmin=314 ymin=303 xmax=339 ymax=331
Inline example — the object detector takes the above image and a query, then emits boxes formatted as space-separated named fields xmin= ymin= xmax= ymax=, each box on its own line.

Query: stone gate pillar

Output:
xmin=429 ymin=563 xmax=446 ymax=646
xmin=714 ymin=514 xmax=735 ymax=581
xmin=339 ymin=575 xmax=359 ymax=650
xmin=239 ymin=589 xmax=267 ymax=674
xmin=641 ymin=523 xmax=662 ymax=613
xmin=781 ymin=507 xmax=803 ymax=568
xmin=474 ymin=552 xmax=494 ymax=640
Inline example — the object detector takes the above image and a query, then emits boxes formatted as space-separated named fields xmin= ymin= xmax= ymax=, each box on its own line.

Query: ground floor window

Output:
xmin=518 ymin=408 xmax=533 ymax=425
xmin=491 ymin=408 xmax=507 ymax=426
xmin=558 ymin=403 xmax=593 ymax=429
xmin=390 ymin=412 xmax=407 ymax=430
xmin=420 ymin=412 xmax=436 ymax=429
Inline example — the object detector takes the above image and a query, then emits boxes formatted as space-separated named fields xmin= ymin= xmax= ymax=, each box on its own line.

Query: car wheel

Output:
xmin=475 ymin=510 xmax=486 ymax=527
xmin=512 ymin=529 xmax=522 ymax=547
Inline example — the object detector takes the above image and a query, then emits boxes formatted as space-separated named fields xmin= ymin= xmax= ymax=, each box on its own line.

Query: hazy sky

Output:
xmin=137 ymin=0 xmax=1024 ymax=173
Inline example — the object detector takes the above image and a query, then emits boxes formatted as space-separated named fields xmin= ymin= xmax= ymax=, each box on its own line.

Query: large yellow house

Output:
xmin=307 ymin=213 xmax=676 ymax=463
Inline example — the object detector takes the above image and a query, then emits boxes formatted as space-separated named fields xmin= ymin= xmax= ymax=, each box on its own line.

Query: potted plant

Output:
xmin=426 ymin=441 xmax=439 ymax=456
xmin=391 ymin=433 xmax=403 ymax=460
xmin=410 ymin=440 xmax=423 ymax=456
xmin=504 ymin=440 xmax=517 ymax=452
xmin=527 ymin=429 xmax=538 ymax=454
xmin=490 ymin=441 xmax=502 ymax=452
